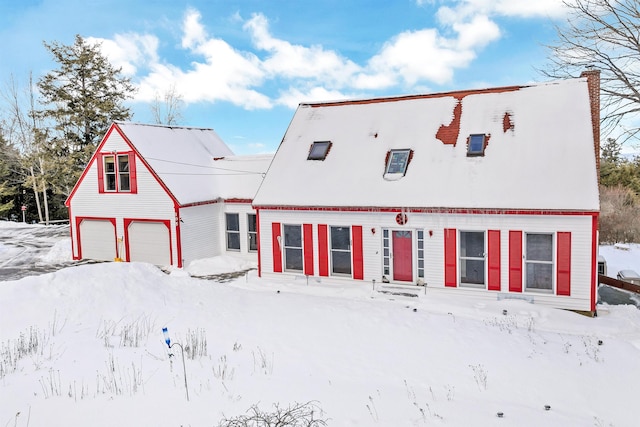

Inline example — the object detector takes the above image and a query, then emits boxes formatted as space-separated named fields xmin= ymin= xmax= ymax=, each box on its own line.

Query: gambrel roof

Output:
xmin=253 ymin=77 xmax=600 ymax=211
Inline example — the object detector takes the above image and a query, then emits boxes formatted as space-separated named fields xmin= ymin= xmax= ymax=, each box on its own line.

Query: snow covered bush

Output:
xmin=217 ymin=401 xmax=328 ymax=427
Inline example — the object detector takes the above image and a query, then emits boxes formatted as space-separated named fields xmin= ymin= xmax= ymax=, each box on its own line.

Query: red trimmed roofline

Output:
xmin=65 ymin=123 xmax=119 ymax=206
xmin=304 ymin=85 xmax=523 ymax=108
xmin=173 ymin=198 xmax=254 ymax=209
xmin=253 ymin=205 xmax=598 ymax=216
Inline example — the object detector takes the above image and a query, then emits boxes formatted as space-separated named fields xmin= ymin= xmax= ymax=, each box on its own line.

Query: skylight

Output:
xmin=385 ymin=149 xmax=411 ymax=176
xmin=467 ymin=134 xmax=486 ymax=156
xmin=307 ymin=141 xmax=332 ymax=160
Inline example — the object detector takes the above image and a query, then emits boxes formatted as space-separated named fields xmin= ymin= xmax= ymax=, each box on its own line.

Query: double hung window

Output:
xmin=247 ymin=214 xmax=257 ymax=252
xmin=330 ymin=226 xmax=351 ymax=275
xmin=459 ymin=231 xmax=485 ymax=286
xmin=284 ymin=225 xmax=303 ymax=271
xmin=525 ymin=233 xmax=554 ymax=292
xmin=99 ymin=152 xmax=136 ymax=193
xmin=226 ymin=213 xmax=240 ymax=251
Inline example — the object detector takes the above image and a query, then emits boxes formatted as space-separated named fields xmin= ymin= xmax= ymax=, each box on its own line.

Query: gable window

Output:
xmin=226 ymin=213 xmax=241 ymax=251
xmin=459 ymin=231 xmax=485 ymax=287
xmin=525 ymin=233 xmax=553 ymax=292
xmin=247 ymin=213 xmax=257 ymax=252
xmin=467 ymin=134 xmax=486 ymax=156
xmin=98 ymin=152 xmax=137 ymax=194
xmin=104 ymin=156 xmax=116 ymax=191
xmin=330 ymin=226 xmax=351 ymax=275
xmin=283 ymin=224 xmax=303 ymax=271
xmin=307 ymin=141 xmax=332 ymax=160
xmin=118 ymin=155 xmax=130 ymax=191
xmin=384 ymin=149 xmax=411 ymax=177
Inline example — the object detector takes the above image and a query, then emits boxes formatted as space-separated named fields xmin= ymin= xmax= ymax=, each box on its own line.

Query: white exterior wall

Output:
xmin=222 ymin=203 xmax=259 ymax=259
xmin=69 ymin=131 xmax=178 ymax=266
xmin=258 ymin=209 xmax=595 ymax=312
xmin=179 ymin=203 xmax=224 ymax=266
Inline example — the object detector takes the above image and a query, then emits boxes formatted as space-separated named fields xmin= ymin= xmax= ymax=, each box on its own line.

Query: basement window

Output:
xmin=467 ymin=134 xmax=486 ymax=156
xmin=307 ymin=141 xmax=332 ymax=160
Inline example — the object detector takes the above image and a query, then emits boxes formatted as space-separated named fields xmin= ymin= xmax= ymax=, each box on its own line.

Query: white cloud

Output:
xmin=363 ymin=28 xmax=477 ymax=87
xmin=134 ymin=9 xmax=270 ymax=110
xmin=88 ymin=34 xmax=159 ymax=76
xmin=437 ymin=0 xmax=567 ymax=23
xmin=244 ymin=13 xmax=361 ymax=87
xmin=181 ymin=8 xmax=207 ymax=49
xmin=275 ymin=86 xmax=352 ymax=109
xmin=92 ymin=2 xmax=558 ymax=112
xmin=453 ymin=14 xmax=501 ymax=50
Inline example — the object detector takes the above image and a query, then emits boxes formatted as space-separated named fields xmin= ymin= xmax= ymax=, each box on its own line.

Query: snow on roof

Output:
xmin=114 ymin=122 xmax=264 ymax=205
xmin=210 ymin=154 xmax=273 ymax=200
xmin=253 ymin=78 xmax=600 ymax=211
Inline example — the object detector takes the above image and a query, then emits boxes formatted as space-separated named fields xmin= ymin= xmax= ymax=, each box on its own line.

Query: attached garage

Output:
xmin=77 ymin=218 xmax=116 ymax=261
xmin=125 ymin=219 xmax=172 ymax=266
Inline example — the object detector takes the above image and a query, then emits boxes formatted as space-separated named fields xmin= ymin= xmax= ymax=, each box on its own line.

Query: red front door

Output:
xmin=392 ymin=230 xmax=413 ymax=282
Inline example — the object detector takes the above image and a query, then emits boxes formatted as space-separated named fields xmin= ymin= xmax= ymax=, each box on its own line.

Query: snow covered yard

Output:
xmin=1 ymin=223 xmax=640 ymax=426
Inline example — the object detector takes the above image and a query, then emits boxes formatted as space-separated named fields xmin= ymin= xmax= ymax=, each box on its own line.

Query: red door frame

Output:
xmin=392 ymin=230 xmax=413 ymax=282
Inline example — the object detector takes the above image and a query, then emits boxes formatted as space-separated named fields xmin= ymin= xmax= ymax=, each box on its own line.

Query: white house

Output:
xmin=65 ymin=121 xmax=272 ymax=268
xmin=252 ymin=71 xmax=601 ymax=314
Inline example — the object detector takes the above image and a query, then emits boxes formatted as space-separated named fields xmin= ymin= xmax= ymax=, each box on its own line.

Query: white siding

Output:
xmin=258 ymin=209 xmax=595 ymax=312
xmin=179 ymin=203 xmax=223 ymax=266
xmin=69 ymin=131 xmax=178 ymax=265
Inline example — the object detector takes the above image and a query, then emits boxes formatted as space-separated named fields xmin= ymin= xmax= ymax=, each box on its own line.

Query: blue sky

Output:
xmin=0 ymin=0 xmax=569 ymax=154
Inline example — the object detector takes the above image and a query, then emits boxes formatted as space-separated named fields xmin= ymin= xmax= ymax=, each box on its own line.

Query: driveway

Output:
xmin=0 ymin=222 xmax=97 ymax=281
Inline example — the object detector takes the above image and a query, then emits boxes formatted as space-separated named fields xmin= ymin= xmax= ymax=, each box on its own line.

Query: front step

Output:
xmin=377 ymin=285 xmax=423 ymax=298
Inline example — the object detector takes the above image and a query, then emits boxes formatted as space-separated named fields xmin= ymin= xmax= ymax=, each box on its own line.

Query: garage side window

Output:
xmin=247 ymin=213 xmax=257 ymax=252
xmin=226 ymin=213 xmax=240 ymax=251
xmin=97 ymin=152 xmax=137 ymax=194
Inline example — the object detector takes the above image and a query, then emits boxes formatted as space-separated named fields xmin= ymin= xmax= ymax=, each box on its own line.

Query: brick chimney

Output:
xmin=581 ymin=69 xmax=601 ymax=179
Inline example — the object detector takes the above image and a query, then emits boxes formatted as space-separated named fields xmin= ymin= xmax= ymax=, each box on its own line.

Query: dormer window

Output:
xmin=307 ymin=141 xmax=332 ymax=160
xmin=384 ymin=149 xmax=412 ymax=178
xmin=467 ymin=134 xmax=487 ymax=156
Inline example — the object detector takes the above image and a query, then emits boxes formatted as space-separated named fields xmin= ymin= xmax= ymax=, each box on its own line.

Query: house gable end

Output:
xmin=65 ymin=122 xmax=181 ymax=208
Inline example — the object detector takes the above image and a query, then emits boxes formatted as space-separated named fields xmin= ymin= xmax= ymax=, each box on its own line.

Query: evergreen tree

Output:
xmin=37 ymin=34 xmax=136 ymax=196
xmin=0 ymin=130 xmax=20 ymax=219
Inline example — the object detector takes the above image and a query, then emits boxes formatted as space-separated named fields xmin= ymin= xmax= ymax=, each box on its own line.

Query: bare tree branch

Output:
xmin=543 ymin=0 xmax=640 ymax=144
xmin=150 ymin=83 xmax=184 ymax=126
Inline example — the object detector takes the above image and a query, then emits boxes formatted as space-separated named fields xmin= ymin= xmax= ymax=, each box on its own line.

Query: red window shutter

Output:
xmin=318 ymin=224 xmax=329 ymax=277
xmin=487 ymin=230 xmax=501 ymax=291
xmin=97 ymin=153 xmax=105 ymax=193
xmin=303 ymin=224 xmax=314 ymax=276
xmin=509 ymin=231 xmax=523 ymax=292
xmin=271 ymin=222 xmax=282 ymax=273
xmin=352 ymin=225 xmax=364 ymax=280
xmin=128 ymin=152 xmax=137 ymax=194
xmin=557 ymin=232 xmax=571 ymax=296
xmin=444 ymin=228 xmax=457 ymax=287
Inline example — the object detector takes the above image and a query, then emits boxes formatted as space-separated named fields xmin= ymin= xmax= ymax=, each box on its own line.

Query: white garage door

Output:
xmin=79 ymin=219 xmax=116 ymax=261
xmin=127 ymin=221 xmax=172 ymax=266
